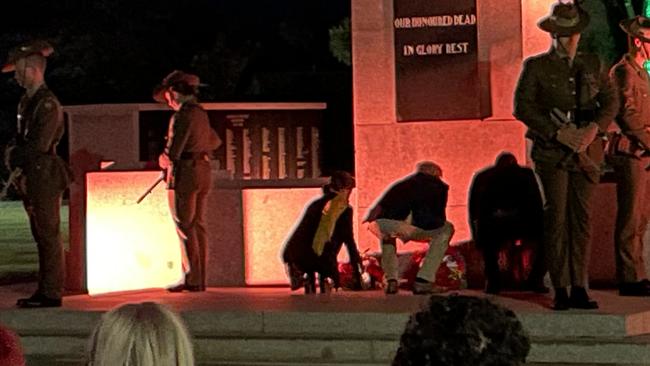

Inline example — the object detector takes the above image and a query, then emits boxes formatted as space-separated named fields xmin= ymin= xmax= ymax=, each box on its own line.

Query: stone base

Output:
xmin=3 ymin=284 xmax=650 ymax=365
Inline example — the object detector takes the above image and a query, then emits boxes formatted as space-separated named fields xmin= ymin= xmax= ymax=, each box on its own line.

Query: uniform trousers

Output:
xmin=612 ymin=156 xmax=650 ymax=283
xmin=536 ymin=163 xmax=596 ymax=288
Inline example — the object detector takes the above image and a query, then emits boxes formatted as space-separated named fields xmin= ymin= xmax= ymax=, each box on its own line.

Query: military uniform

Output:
xmin=3 ymin=40 xmax=70 ymax=307
xmin=609 ymin=17 xmax=650 ymax=294
xmin=164 ymin=100 xmax=220 ymax=291
xmin=515 ymin=49 xmax=617 ymax=289
xmin=12 ymin=85 xmax=70 ymax=301
xmin=513 ymin=2 xmax=618 ymax=309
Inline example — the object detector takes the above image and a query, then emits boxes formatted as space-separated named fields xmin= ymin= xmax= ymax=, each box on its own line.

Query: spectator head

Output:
xmin=392 ymin=295 xmax=530 ymax=366
xmin=416 ymin=161 xmax=442 ymax=178
xmin=0 ymin=324 xmax=25 ymax=366
xmin=88 ymin=302 xmax=194 ymax=366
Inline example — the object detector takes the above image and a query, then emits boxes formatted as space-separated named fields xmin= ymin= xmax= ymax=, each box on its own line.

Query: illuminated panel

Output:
xmin=522 ymin=0 xmax=555 ymax=58
xmin=243 ymin=188 xmax=358 ymax=285
xmin=86 ymin=171 xmax=183 ymax=295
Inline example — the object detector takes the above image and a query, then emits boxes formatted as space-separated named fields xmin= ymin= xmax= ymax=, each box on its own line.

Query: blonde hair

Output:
xmin=88 ymin=302 xmax=195 ymax=366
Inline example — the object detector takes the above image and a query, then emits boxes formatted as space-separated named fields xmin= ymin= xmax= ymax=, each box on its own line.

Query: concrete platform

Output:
xmin=3 ymin=283 xmax=650 ymax=365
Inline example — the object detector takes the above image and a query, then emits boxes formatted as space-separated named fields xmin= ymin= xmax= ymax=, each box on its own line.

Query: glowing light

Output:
xmin=86 ymin=171 xmax=183 ymax=295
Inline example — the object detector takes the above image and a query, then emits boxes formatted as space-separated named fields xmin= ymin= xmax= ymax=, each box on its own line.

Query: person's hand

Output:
xmin=576 ymin=122 xmax=599 ymax=153
xmin=555 ymin=125 xmax=582 ymax=151
xmin=5 ymin=145 xmax=26 ymax=170
xmin=158 ymin=153 xmax=171 ymax=170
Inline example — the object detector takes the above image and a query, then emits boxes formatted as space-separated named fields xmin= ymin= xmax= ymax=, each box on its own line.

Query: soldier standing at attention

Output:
xmin=609 ymin=16 xmax=650 ymax=297
xmin=3 ymin=40 xmax=71 ymax=308
xmin=153 ymin=71 xmax=221 ymax=292
xmin=514 ymin=2 xmax=618 ymax=310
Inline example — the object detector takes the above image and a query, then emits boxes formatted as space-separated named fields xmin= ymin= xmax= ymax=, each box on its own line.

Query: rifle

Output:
xmin=136 ymin=170 xmax=166 ymax=204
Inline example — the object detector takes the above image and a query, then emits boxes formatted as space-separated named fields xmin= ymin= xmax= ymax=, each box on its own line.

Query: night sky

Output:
xmin=0 ymin=0 xmax=353 ymax=173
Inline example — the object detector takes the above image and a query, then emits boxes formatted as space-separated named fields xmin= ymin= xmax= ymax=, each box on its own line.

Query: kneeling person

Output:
xmin=282 ymin=171 xmax=362 ymax=293
xmin=365 ymin=161 xmax=454 ymax=295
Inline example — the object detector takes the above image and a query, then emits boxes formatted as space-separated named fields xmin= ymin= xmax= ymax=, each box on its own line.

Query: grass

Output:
xmin=0 ymin=200 xmax=69 ymax=284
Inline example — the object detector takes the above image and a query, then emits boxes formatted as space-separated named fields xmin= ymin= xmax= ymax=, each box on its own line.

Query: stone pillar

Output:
xmin=352 ymin=0 xmax=527 ymax=252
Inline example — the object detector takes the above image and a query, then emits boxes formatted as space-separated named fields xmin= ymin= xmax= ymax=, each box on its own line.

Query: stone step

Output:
xmin=3 ymin=308 xmax=647 ymax=339
xmin=17 ymin=333 xmax=650 ymax=365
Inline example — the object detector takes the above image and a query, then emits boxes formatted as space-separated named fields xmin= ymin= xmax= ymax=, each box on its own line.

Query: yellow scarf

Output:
xmin=312 ymin=193 xmax=349 ymax=256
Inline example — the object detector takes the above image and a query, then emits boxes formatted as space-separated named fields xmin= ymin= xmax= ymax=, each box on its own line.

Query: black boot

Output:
xmin=552 ymin=287 xmax=570 ymax=311
xmin=16 ymin=293 xmax=62 ymax=308
xmin=569 ymin=286 xmax=598 ymax=309
xmin=319 ymin=274 xmax=333 ymax=294
xmin=304 ymin=273 xmax=316 ymax=294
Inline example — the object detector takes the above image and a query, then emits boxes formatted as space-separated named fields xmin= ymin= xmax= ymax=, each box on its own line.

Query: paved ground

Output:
xmin=4 ymin=281 xmax=650 ymax=316
xmin=5 ymin=283 xmax=650 ymax=366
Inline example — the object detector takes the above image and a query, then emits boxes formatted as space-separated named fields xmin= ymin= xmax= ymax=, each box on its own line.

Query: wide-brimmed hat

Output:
xmin=620 ymin=16 xmax=650 ymax=43
xmin=152 ymin=70 xmax=201 ymax=103
xmin=538 ymin=2 xmax=590 ymax=36
xmin=2 ymin=40 xmax=54 ymax=73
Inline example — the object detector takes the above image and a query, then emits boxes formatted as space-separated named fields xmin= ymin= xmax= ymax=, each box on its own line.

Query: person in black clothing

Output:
xmin=364 ymin=161 xmax=454 ymax=295
xmin=392 ymin=295 xmax=530 ymax=366
xmin=469 ymin=152 xmax=547 ymax=294
xmin=282 ymin=171 xmax=362 ymax=294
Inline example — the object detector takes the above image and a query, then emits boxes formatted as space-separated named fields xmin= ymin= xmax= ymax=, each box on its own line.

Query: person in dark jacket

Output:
xmin=153 ymin=70 xmax=221 ymax=292
xmin=469 ymin=152 xmax=547 ymax=294
xmin=3 ymin=40 xmax=71 ymax=308
xmin=364 ymin=161 xmax=454 ymax=295
xmin=282 ymin=171 xmax=362 ymax=294
xmin=513 ymin=1 xmax=618 ymax=310
xmin=608 ymin=16 xmax=650 ymax=297
xmin=392 ymin=295 xmax=530 ymax=366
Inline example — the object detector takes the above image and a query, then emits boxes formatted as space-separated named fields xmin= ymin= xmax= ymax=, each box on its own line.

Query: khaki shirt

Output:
xmin=165 ymin=100 xmax=220 ymax=161
xmin=610 ymin=54 xmax=650 ymax=151
xmin=514 ymin=48 xmax=618 ymax=167
xmin=14 ymin=84 xmax=69 ymax=196
xmin=18 ymin=84 xmax=64 ymax=158
xmin=164 ymin=100 xmax=221 ymax=191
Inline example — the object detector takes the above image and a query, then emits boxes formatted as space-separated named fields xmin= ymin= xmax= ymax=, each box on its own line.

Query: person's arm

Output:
xmin=24 ymin=96 xmax=63 ymax=155
xmin=611 ymin=64 xmax=650 ymax=151
xmin=514 ymin=58 xmax=558 ymax=141
xmin=592 ymin=56 xmax=619 ymax=133
xmin=340 ymin=208 xmax=362 ymax=289
xmin=166 ymin=109 xmax=194 ymax=161
xmin=468 ymin=173 xmax=485 ymax=241
xmin=342 ymin=208 xmax=362 ymax=266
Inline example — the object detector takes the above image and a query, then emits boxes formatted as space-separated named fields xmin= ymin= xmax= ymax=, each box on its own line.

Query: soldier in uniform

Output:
xmin=153 ymin=70 xmax=221 ymax=292
xmin=2 ymin=40 xmax=71 ymax=308
xmin=514 ymin=2 xmax=618 ymax=310
xmin=608 ymin=16 xmax=650 ymax=297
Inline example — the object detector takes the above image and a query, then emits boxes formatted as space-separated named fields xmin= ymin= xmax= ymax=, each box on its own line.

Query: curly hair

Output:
xmin=392 ymin=295 xmax=530 ymax=366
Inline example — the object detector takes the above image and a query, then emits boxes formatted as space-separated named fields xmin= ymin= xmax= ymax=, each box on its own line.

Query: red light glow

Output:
xmin=243 ymin=188 xmax=357 ymax=285
xmin=86 ymin=171 xmax=184 ymax=295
